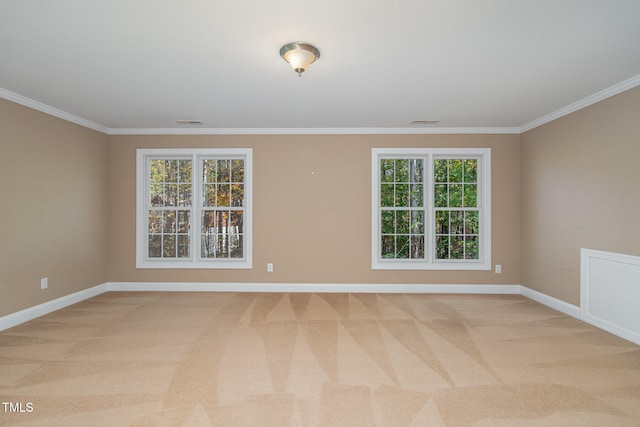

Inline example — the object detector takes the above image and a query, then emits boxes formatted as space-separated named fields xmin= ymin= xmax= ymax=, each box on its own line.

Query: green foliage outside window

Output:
xmin=380 ymin=156 xmax=480 ymax=262
xmin=434 ymin=158 xmax=479 ymax=260
xmin=379 ymin=158 xmax=425 ymax=260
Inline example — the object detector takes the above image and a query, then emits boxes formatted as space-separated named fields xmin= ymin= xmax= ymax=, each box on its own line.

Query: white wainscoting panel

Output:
xmin=581 ymin=248 xmax=640 ymax=345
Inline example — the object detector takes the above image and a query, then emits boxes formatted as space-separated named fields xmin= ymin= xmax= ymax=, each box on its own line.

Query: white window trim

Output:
xmin=371 ymin=147 xmax=491 ymax=270
xmin=136 ymin=148 xmax=252 ymax=269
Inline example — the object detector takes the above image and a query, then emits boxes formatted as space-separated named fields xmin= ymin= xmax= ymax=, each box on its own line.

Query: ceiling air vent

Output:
xmin=411 ymin=120 xmax=439 ymax=125
xmin=175 ymin=120 xmax=203 ymax=125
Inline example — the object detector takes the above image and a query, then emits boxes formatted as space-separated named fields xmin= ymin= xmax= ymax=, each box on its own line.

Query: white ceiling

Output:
xmin=1 ymin=0 xmax=640 ymax=133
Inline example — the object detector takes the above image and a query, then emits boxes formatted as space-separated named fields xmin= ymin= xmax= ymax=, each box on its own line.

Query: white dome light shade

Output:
xmin=280 ymin=42 xmax=320 ymax=76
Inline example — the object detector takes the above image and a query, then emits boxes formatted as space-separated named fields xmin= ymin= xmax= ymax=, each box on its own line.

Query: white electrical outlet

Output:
xmin=495 ymin=265 xmax=502 ymax=274
xmin=267 ymin=263 xmax=274 ymax=273
xmin=41 ymin=277 xmax=48 ymax=289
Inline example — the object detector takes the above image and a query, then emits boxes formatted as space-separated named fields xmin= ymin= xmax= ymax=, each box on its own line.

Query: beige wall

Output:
xmin=0 ymin=99 xmax=109 ymax=316
xmin=108 ymin=134 xmax=520 ymax=286
xmin=5 ymin=83 xmax=638 ymax=315
xmin=0 ymin=97 xmax=523 ymax=318
xmin=520 ymin=86 xmax=640 ymax=305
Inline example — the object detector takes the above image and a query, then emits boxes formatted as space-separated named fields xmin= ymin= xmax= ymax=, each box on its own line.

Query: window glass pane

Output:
xmin=217 ymin=160 xmax=230 ymax=182
xmin=150 ymin=160 xmax=164 ymax=182
xmin=177 ymin=235 xmax=190 ymax=258
xmin=448 ymin=160 xmax=463 ymax=182
xmin=179 ymin=160 xmax=192 ymax=183
xmin=148 ymin=235 xmax=162 ymax=258
xmin=230 ymin=211 xmax=244 ymax=233
xmin=202 ymin=212 xmax=233 ymax=259
xmin=410 ymin=159 xmax=423 ymax=183
xmin=395 ymin=184 xmax=409 ymax=207
xmin=411 ymin=210 xmax=424 ymax=234
xmin=165 ymin=160 xmax=178 ymax=182
xmin=150 ymin=184 xmax=163 ymax=206
xmin=451 ymin=236 xmax=465 ymax=259
xmin=202 ymin=211 xmax=215 ymax=231
xmin=396 ymin=210 xmax=410 ymax=234
xmin=218 ymin=235 xmax=226 ymax=258
xmin=411 ymin=236 xmax=424 ymax=259
xmin=434 ymin=184 xmax=448 ymax=207
xmin=217 ymin=211 xmax=229 ymax=231
xmin=217 ymin=184 xmax=230 ymax=207
xmin=203 ymin=184 xmax=216 ymax=207
xmin=177 ymin=211 xmax=190 ymax=233
xmin=178 ymin=184 xmax=192 ymax=207
xmin=436 ymin=236 xmax=449 ymax=259
xmin=464 ymin=159 xmax=477 ymax=182
xmin=381 ymin=235 xmax=394 ymax=258
xmin=465 ymin=236 xmax=479 ymax=259
xmin=231 ymin=159 xmax=244 ymax=183
xmin=203 ymin=160 xmax=216 ymax=182
xmin=165 ymin=184 xmax=178 ymax=206
xmin=230 ymin=235 xmax=243 ymax=258
xmin=380 ymin=184 xmax=394 ymax=207
xmin=465 ymin=211 xmax=479 ymax=234
xmin=163 ymin=210 xmax=176 ymax=233
xmin=381 ymin=210 xmax=394 ymax=234
xmin=201 ymin=234 xmax=215 ymax=258
xmin=436 ymin=210 xmax=449 ymax=234
xmin=163 ymin=235 xmax=176 ymax=257
xmin=434 ymin=159 xmax=447 ymax=183
xmin=449 ymin=184 xmax=463 ymax=207
xmin=231 ymin=184 xmax=244 ymax=207
xmin=148 ymin=210 xmax=162 ymax=233
xmin=410 ymin=184 xmax=423 ymax=207
xmin=450 ymin=211 xmax=464 ymax=234
xmin=463 ymin=184 xmax=477 ymax=207
xmin=380 ymin=159 xmax=394 ymax=183
xmin=396 ymin=235 xmax=410 ymax=258
xmin=395 ymin=159 xmax=409 ymax=182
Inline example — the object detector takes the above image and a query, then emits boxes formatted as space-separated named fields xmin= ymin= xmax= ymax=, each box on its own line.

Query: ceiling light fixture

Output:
xmin=280 ymin=42 xmax=320 ymax=77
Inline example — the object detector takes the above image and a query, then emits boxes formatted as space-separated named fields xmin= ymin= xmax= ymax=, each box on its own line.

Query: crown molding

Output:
xmin=4 ymin=74 xmax=640 ymax=136
xmin=0 ymin=87 xmax=109 ymax=134
xmin=520 ymin=74 xmax=640 ymax=133
xmin=107 ymin=127 xmax=520 ymax=135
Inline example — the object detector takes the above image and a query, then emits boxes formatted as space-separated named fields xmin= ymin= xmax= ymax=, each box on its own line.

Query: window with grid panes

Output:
xmin=372 ymin=148 xmax=491 ymax=270
xmin=136 ymin=148 xmax=252 ymax=269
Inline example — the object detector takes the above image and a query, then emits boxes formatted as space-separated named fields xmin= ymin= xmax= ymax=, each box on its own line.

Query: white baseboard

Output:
xmin=0 ymin=282 xmax=583 ymax=335
xmin=519 ymin=286 xmax=581 ymax=318
xmin=106 ymin=282 xmax=522 ymax=294
xmin=0 ymin=284 xmax=108 ymax=332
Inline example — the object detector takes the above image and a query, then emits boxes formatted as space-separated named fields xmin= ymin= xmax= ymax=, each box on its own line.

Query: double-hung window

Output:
xmin=136 ymin=148 xmax=252 ymax=269
xmin=372 ymin=148 xmax=491 ymax=270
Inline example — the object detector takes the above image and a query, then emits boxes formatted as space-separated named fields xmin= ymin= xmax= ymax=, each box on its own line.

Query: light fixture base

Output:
xmin=280 ymin=42 xmax=320 ymax=76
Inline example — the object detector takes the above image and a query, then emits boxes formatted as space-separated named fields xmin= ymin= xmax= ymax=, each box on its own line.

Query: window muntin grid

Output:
xmin=372 ymin=148 xmax=490 ymax=271
xmin=147 ymin=158 xmax=192 ymax=259
xmin=200 ymin=159 xmax=245 ymax=259
xmin=137 ymin=148 xmax=252 ymax=269
xmin=433 ymin=158 xmax=480 ymax=260
xmin=379 ymin=158 xmax=426 ymax=260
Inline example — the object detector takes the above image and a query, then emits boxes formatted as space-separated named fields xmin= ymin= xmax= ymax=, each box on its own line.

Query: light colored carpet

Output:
xmin=1 ymin=292 xmax=639 ymax=426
